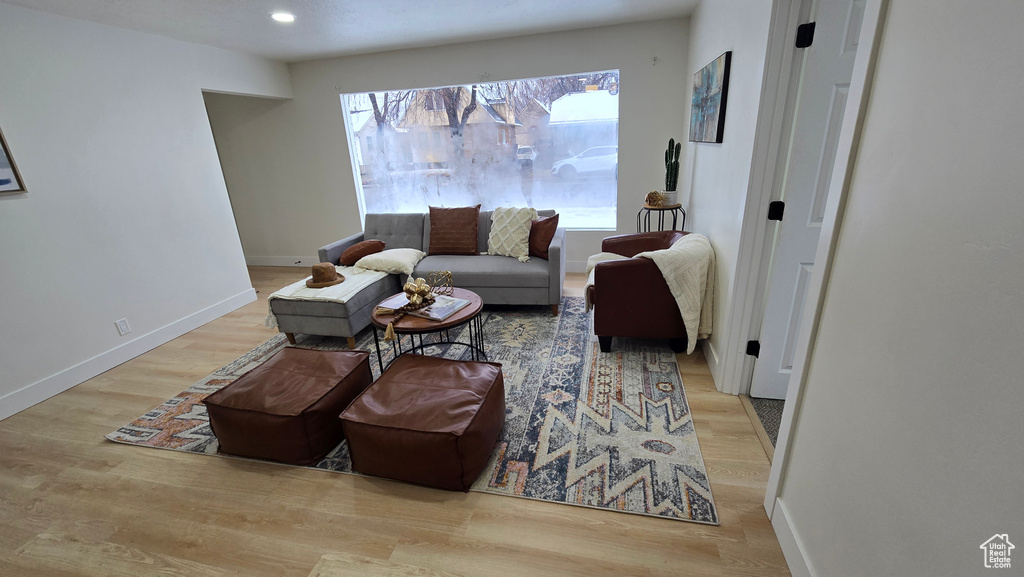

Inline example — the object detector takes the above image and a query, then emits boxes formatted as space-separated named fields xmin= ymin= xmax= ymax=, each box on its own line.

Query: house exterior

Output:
xmin=515 ymin=98 xmax=551 ymax=147
xmin=349 ymin=110 xmax=415 ymax=185
xmin=547 ymin=89 xmax=619 ymax=160
xmin=348 ymin=109 xmax=376 ymax=184
xmin=515 ymin=98 xmax=552 ymax=167
xmin=398 ymin=88 xmax=519 ymax=167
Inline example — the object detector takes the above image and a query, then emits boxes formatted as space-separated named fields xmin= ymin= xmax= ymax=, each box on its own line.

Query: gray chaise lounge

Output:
xmin=270 ymin=210 xmax=565 ymax=346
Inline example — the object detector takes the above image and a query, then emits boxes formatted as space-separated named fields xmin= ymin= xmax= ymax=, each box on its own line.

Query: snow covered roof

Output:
xmin=470 ymin=100 xmax=519 ymax=126
xmin=480 ymin=102 xmax=507 ymax=123
xmin=348 ymin=109 xmax=375 ymax=132
xmin=549 ymin=90 xmax=619 ymax=124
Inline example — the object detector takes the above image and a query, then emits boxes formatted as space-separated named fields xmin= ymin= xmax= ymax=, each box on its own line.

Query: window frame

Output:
xmin=341 ymin=70 xmax=620 ymax=231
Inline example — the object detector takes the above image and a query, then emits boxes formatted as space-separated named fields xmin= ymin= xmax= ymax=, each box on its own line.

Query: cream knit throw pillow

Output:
xmin=487 ymin=207 xmax=538 ymax=262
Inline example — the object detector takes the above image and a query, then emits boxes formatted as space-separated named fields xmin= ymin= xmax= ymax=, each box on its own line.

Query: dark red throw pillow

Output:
xmin=428 ymin=205 xmax=481 ymax=255
xmin=529 ymin=214 xmax=559 ymax=260
xmin=339 ymin=239 xmax=385 ymax=266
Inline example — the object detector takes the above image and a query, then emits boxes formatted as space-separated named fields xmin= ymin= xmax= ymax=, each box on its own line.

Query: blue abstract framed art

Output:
xmin=0 ymin=124 xmax=26 ymax=194
xmin=689 ymin=51 xmax=732 ymax=144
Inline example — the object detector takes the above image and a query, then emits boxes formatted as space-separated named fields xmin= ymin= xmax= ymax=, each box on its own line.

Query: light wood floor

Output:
xmin=0 ymin=267 xmax=790 ymax=577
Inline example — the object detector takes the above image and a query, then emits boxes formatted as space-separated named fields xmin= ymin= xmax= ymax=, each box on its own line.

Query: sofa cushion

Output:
xmin=268 ymin=274 xmax=397 ymax=318
xmin=428 ymin=205 xmax=480 ymax=255
xmin=487 ymin=207 xmax=537 ymax=262
xmin=529 ymin=214 xmax=559 ymax=260
xmin=476 ymin=210 xmax=493 ymax=252
xmin=355 ymin=248 xmax=425 ymax=276
xmin=339 ymin=239 xmax=385 ymax=265
xmin=415 ymin=254 xmax=549 ymax=288
xmin=365 ymin=213 xmax=426 ymax=250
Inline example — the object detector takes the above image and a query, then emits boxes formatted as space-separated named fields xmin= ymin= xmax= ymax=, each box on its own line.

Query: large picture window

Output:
xmin=342 ymin=70 xmax=619 ymax=229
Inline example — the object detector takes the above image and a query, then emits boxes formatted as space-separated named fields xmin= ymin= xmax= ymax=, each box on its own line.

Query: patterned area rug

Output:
xmin=107 ymin=297 xmax=718 ymax=524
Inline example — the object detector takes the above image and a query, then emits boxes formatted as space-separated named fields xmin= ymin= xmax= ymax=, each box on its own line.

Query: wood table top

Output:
xmin=371 ymin=287 xmax=483 ymax=333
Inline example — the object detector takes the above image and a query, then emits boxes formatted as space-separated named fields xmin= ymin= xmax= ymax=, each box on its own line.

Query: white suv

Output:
xmin=551 ymin=146 xmax=618 ymax=179
xmin=515 ymin=145 xmax=537 ymax=161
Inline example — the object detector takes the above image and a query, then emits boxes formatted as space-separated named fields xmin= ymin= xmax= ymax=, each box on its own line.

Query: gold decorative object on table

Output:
xmin=374 ymin=271 xmax=454 ymax=341
xmin=403 ymin=277 xmax=434 ymax=307
xmin=427 ymin=271 xmax=454 ymax=296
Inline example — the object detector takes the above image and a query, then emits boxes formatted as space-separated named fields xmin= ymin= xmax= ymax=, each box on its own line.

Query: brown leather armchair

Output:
xmin=588 ymin=231 xmax=689 ymax=353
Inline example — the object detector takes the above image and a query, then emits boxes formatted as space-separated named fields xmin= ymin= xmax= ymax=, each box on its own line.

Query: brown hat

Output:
xmin=306 ymin=263 xmax=345 ymax=288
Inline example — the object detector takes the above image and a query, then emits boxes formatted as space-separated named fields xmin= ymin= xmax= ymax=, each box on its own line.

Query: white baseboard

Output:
xmin=565 ymin=260 xmax=587 ymax=274
xmin=0 ymin=289 xmax=257 ymax=422
xmin=700 ymin=339 xmax=723 ymax=392
xmin=771 ymin=499 xmax=815 ymax=577
xmin=244 ymin=256 xmax=318 ymax=267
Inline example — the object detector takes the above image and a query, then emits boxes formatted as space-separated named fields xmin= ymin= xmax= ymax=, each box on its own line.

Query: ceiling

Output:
xmin=2 ymin=0 xmax=702 ymax=63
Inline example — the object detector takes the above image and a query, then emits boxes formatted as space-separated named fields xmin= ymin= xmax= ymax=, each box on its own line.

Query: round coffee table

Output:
xmin=370 ymin=287 xmax=486 ymax=373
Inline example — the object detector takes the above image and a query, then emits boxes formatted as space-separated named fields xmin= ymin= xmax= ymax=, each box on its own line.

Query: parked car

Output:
xmin=515 ymin=145 xmax=537 ymax=161
xmin=551 ymin=146 xmax=618 ymax=179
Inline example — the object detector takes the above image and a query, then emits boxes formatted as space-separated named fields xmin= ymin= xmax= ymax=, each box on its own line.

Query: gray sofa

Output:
xmin=270 ymin=210 xmax=565 ymax=346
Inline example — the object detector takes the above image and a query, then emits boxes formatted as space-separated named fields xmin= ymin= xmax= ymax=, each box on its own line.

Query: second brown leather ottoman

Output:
xmin=340 ymin=354 xmax=505 ymax=492
xmin=204 ymin=347 xmax=372 ymax=466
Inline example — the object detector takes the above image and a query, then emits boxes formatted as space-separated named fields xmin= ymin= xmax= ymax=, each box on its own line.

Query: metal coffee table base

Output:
xmin=371 ymin=314 xmax=486 ymax=374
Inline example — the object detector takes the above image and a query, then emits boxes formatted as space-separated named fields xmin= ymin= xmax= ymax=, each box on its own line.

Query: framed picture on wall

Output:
xmin=0 ymin=125 xmax=27 ymax=194
xmin=689 ymin=51 xmax=732 ymax=144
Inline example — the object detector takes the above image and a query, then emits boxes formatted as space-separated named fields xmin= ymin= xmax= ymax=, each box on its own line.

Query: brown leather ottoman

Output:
xmin=340 ymin=354 xmax=505 ymax=492
xmin=204 ymin=347 xmax=372 ymax=466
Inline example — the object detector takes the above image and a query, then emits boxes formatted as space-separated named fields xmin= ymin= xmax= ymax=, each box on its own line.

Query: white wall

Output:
xmin=681 ymin=0 xmax=773 ymax=384
xmin=0 ymin=4 xmax=292 ymax=419
xmin=206 ymin=19 xmax=691 ymax=271
xmin=776 ymin=1 xmax=1024 ymax=575
xmin=204 ymin=94 xmax=298 ymax=265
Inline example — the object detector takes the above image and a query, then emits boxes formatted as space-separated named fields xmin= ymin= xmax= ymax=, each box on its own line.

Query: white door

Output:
xmin=750 ymin=0 xmax=865 ymax=399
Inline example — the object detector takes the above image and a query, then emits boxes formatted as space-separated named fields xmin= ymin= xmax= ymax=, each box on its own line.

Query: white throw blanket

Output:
xmin=264 ymin=265 xmax=389 ymax=329
xmin=584 ymin=252 xmax=629 ymax=312
xmin=584 ymin=234 xmax=715 ymax=354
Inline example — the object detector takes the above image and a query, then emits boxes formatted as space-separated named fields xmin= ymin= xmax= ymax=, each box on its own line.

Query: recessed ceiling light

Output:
xmin=271 ymin=12 xmax=295 ymax=23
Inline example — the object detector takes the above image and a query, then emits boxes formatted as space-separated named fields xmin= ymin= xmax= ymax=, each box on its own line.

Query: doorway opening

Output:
xmin=740 ymin=0 xmax=867 ymax=458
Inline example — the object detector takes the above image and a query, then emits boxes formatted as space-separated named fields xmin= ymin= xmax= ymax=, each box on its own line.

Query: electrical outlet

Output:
xmin=115 ymin=318 xmax=131 ymax=336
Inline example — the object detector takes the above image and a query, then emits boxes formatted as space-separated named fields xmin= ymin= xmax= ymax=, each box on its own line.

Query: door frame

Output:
xmin=760 ymin=0 xmax=889 ymax=523
xmin=704 ymin=0 xmax=887 ymax=516
xmin=750 ymin=0 xmax=863 ymax=400
xmin=712 ymin=0 xmax=808 ymax=396
xmin=716 ymin=0 xmax=886 ymax=402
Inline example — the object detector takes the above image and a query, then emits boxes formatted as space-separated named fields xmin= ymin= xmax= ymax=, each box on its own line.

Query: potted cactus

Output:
xmin=662 ymin=138 xmax=681 ymax=205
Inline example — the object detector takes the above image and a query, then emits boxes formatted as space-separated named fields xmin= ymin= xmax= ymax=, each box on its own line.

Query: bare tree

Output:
xmin=361 ymin=91 xmax=412 ymax=209
xmin=506 ymin=71 xmax=620 ymax=118
xmin=435 ymin=85 xmax=479 ymax=160
xmin=368 ymin=91 xmax=412 ymax=138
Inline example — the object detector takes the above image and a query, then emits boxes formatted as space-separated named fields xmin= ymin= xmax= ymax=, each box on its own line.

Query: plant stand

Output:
xmin=636 ymin=203 xmax=686 ymax=232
